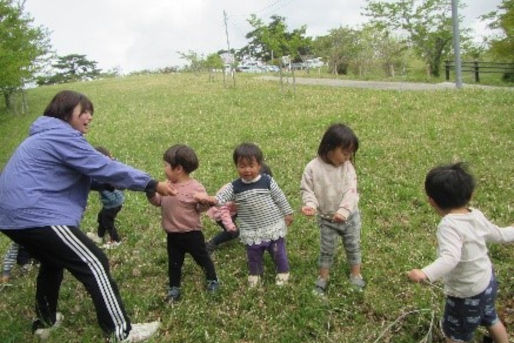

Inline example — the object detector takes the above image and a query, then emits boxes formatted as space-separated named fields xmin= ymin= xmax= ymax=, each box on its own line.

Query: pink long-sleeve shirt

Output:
xmin=149 ymin=179 xmax=208 ymax=233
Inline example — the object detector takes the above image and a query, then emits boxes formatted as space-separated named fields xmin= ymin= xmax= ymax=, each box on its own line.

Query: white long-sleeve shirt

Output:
xmin=300 ymin=157 xmax=359 ymax=219
xmin=422 ymin=208 xmax=514 ymax=298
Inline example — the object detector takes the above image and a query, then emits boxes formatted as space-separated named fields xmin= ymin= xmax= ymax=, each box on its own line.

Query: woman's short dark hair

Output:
xmin=233 ymin=143 xmax=263 ymax=165
xmin=318 ymin=123 xmax=359 ymax=163
xmin=163 ymin=144 xmax=199 ymax=173
xmin=425 ymin=162 xmax=475 ymax=210
xmin=43 ymin=90 xmax=94 ymax=122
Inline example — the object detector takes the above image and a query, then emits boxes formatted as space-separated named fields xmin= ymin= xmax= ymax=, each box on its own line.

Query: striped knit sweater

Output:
xmin=216 ymin=174 xmax=293 ymax=245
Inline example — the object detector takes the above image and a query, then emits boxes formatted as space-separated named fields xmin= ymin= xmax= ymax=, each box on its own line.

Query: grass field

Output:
xmin=0 ymin=73 xmax=513 ymax=342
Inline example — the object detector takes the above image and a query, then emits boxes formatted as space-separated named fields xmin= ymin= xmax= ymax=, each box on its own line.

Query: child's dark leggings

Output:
xmin=167 ymin=231 xmax=217 ymax=288
xmin=210 ymin=220 xmax=239 ymax=246
xmin=97 ymin=206 xmax=121 ymax=242
xmin=2 ymin=226 xmax=131 ymax=340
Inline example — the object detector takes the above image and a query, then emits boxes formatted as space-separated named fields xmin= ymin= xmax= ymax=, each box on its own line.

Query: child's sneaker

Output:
xmin=275 ymin=272 xmax=290 ymax=286
xmin=206 ymin=279 xmax=219 ymax=293
xmin=102 ymin=241 xmax=121 ymax=249
xmin=33 ymin=312 xmax=64 ymax=340
xmin=21 ymin=262 xmax=34 ymax=273
xmin=349 ymin=274 xmax=366 ymax=289
xmin=86 ymin=232 xmax=103 ymax=244
xmin=166 ymin=286 xmax=181 ymax=302
xmin=248 ymin=275 xmax=260 ymax=288
xmin=312 ymin=278 xmax=328 ymax=297
xmin=121 ymin=321 xmax=160 ymax=342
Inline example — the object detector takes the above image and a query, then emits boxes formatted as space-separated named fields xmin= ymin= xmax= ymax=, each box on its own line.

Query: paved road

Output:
xmin=258 ymin=76 xmax=511 ymax=91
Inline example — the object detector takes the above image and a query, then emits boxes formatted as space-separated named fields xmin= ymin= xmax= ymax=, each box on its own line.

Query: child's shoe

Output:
xmin=121 ymin=321 xmax=160 ymax=342
xmin=102 ymin=241 xmax=121 ymax=249
xmin=86 ymin=232 xmax=103 ymax=244
xmin=33 ymin=312 xmax=64 ymax=340
xmin=275 ymin=272 xmax=290 ymax=286
xmin=248 ymin=275 xmax=260 ymax=288
xmin=206 ymin=279 xmax=219 ymax=293
xmin=349 ymin=274 xmax=366 ymax=289
xmin=312 ymin=277 xmax=328 ymax=297
xmin=166 ymin=286 xmax=181 ymax=302
xmin=21 ymin=262 xmax=34 ymax=273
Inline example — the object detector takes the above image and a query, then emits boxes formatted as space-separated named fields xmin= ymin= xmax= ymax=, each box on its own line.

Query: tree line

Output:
xmin=1 ymin=0 xmax=513 ymax=111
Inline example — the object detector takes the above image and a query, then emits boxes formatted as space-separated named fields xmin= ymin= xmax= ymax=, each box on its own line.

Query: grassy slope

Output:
xmin=0 ymin=73 xmax=512 ymax=342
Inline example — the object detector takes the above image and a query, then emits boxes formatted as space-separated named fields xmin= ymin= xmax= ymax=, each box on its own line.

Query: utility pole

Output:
xmin=451 ymin=0 xmax=462 ymax=88
xmin=223 ymin=10 xmax=231 ymax=52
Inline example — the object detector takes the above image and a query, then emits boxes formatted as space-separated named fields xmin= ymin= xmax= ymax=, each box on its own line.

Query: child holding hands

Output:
xmin=147 ymin=144 xmax=219 ymax=302
xmin=205 ymin=162 xmax=273 ymax=254
xmin=301 ymin=123 xmax=364 ymax=295
xmin=196 ymin=143 xmax=293 ymax=287
xmin=408 ymin=162 xmax=513 ymax=343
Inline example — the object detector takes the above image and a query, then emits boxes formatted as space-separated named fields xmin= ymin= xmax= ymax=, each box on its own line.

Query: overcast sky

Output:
xmin=24 ymin=0 xmax=502 ymax=74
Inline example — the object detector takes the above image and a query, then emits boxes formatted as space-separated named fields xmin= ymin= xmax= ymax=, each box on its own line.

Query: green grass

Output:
xmin=0 ymin=73 xmax=513 ymax=342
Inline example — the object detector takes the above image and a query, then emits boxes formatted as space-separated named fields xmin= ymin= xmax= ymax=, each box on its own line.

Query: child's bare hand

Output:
xmin=157 ymin=181 xmax=177 ymax=196
xmin=332 ymin=213 xmax=346 ymax=223
xmin=407 ymin=269 xmax=427 ymax=283
xmin=301 ymin=206 xmax=316 ymax=216
xmin=194 ymin=192 xmax=215 ymax=204
xmin=285 ymin=214 xmax=293 ymax=226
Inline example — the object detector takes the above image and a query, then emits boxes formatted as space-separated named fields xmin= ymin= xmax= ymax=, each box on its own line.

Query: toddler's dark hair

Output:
xmin=318 ymin=123 xmax=359 ymax=163
xmin=44 ymin=90 xmax=94 ymax=122
xmin=163 ymin=144 xmax=199 ymax=173
xmin=425 ymin=162 xmax=475 ymax=210
xmin=233 ymin=143 xmax=263 ymax=165
xmin=95 ymin=146 xmax=111 ymax=157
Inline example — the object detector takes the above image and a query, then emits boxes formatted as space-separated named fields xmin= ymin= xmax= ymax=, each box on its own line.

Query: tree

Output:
xmin=313 ymin=27 xmax=362 ymax=75
xmin=36 ymin=54 xmax=102 ymax=85
xmin=241 ymin=15 xmax=311 ymax=63
xmin=178 ymin=50 xmax=204 ymax=72
xmin=203 ymin=53 xmax=223 ymax=82
xmin=0 ymin=0 xmax=49 ymax=109
xmin=482 ymin=0 xmax=514 ymax=61
xmin=364 ymin=0 xmax=457 ymax=77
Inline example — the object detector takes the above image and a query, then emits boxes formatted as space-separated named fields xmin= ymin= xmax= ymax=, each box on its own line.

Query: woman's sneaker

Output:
xmin=33 ymin=312 xmax=64 ymax=340
xmin=122 ymin=321 xmax=160 ymax=342
xmin=166 ymin=286 xmax=181 ymax=302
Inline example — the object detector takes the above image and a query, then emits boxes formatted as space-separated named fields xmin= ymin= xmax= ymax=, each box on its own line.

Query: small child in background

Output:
xmin=196 ymin=143 xmax=293 ymax=287
xmin=147 ymin=144 xmax=219 ymax=302
xmin=1 ymin=242 xmax=35 ymax=284
xmin=205 ymin=162 xmax=273 ymax=255
xmin=87 ymin=146 xmax=125 ymax=249
xmin=408 ymin=162 xmax=513 ymax=343
xmin=301 ymin=123 xmax=364 ymax=296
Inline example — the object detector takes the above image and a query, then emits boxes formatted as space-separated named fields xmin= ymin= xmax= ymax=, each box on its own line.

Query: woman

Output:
xmin=0 ymin=90 xmax=174 ymax=342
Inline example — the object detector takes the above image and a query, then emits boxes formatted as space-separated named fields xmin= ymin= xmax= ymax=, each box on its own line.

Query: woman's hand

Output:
xmin=156 ymin=181 xmax=177 ymax=196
